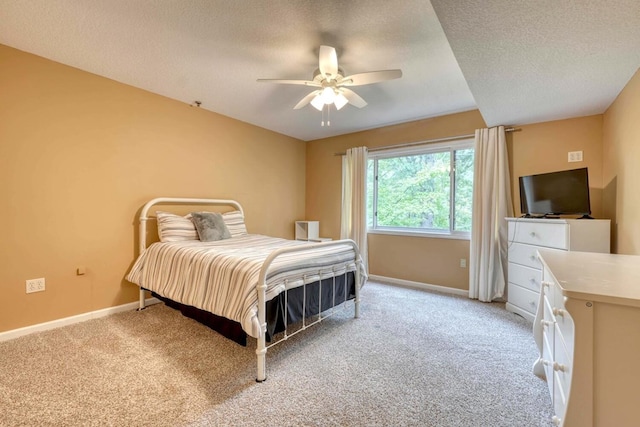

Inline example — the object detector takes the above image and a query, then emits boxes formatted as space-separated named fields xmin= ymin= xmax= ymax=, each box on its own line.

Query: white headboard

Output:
xmin=138 ymin=197 xmax=244 ymax=254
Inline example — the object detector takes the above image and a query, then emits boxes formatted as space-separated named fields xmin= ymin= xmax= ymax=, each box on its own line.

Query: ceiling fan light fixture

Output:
xmin=310 ymin=95 xmax=325 ymax=111
xmin=257 ymin=45 xmax=402 ymax=116
xmin=334 ymin=93 xmax=348 ymax=110
xmin=321 ymin=87 xmax=336 ymax=104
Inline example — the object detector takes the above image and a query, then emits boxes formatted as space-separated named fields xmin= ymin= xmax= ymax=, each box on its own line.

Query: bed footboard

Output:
xmin=255 ymin=239 xmax=362 ymax=382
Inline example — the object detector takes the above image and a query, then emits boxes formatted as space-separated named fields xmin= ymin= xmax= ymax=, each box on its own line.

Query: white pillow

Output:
xmin=222 ymin=210 xmax=248 ymax=237
xmin=156 ymin=211 xmax=199 ymax=242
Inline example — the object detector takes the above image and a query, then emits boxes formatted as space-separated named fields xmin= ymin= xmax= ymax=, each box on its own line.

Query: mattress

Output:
xmin=126 ymin=234 xmax=362 ymax=338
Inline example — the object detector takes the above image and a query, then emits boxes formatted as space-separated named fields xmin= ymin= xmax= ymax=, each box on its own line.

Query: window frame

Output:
xmin=367 ymin=138 xmax=475 ymax=240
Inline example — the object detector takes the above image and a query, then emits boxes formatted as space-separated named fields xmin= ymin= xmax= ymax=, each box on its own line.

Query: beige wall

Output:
xmin=508 ymin=115 xmax=605 ymax=219
xmin=306 ymin=110 xmax=486 ymax=290
xmin=603 ymin=68 xmax=640 ymax=255
xmin=306 ymin=111 xmax=611 ymax=291
xmin=4 ymin=40 xmax=636 ymax=332
xmin=0 ymin=45 xmax=306 ymax=333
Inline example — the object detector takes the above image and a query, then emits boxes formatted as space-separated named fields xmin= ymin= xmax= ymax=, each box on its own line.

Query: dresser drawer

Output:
xmin=553 ymin=369 xmax=568 ymax=422
xmin=540 ymin=296 xmax=556 ymax=409
xmin=551 ymin=280 xmax=565 ymax=313
xmin=508 ymin=242 xmax=543 ymax=269
xmin=509 ymin=221 xmax=569 ymax=249
xmin=554 ymin=327 xmax=573 ymax=400
xmin=509 ymin=242 xmax=542 ymax=269
xmin=540 ymin=281 xmax=554 ymax=309
xmin=543 ymin=293 xmax=556 ymax=325
xmin=542 ymin=329 xmax=555 ymax=398
xmin=508 ymin=262 xmax=542 ymax=292
xmin=552 ymin=301 xmax=575 ymax=355
xmin=508 ymin=284 xmax=538 ymax=314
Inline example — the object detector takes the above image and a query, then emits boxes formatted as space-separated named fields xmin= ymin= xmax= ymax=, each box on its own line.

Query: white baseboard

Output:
xmin=0 ymin=297 xmax=161 ymax=342
xmin=368 ymin=274 xmax=468 ymax=297
xmin=2 ymin=277 xmax=467 ymax=342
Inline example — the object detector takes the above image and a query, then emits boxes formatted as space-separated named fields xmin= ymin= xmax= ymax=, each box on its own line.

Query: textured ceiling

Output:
xmin=430 ymin=0 xmax=640 ymax=128
xmin=1 ymin=1 xmax=639 ymax=141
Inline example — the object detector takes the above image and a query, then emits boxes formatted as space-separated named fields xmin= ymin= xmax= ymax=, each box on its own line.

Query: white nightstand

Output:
xmin=295 ymin=221 xmax=331 ymax=242
xmin=308 ymin=237 xmax=332 ymax=242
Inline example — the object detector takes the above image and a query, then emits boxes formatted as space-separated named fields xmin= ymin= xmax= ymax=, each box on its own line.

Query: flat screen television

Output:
xmin=519 ymin=167 xmax=591 ymax=218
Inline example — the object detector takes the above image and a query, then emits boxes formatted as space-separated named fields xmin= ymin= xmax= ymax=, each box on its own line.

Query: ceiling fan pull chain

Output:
xmin=327 ymin=104 xmax=331 ymax=126
xmin=321 ymin=105 xmax=325 ymax=126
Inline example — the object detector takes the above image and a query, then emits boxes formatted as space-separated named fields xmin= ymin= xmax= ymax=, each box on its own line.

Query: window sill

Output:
xmin=367 ymin=228 xmax=471 ymax=241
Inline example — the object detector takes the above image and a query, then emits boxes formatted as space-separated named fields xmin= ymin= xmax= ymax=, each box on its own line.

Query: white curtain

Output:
xmin=341 ymin=146 xmax=368 ymax=274
xmin=469 ymin=126 xmax=514 ymax=302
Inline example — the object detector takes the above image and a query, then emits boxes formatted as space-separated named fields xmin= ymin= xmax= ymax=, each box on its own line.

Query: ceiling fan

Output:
xmin=257 ymin=45 xmax=402 ymax=112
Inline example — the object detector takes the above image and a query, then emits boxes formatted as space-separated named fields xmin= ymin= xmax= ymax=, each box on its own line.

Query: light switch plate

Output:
xmin=568 ymin=151 xmax=583 ymax=162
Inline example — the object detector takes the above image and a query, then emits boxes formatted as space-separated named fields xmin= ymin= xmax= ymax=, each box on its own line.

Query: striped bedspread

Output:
xmin=126 ymin=234 xmax=362 ymax=338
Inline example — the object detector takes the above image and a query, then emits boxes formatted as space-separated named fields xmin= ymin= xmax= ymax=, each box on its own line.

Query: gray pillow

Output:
xmin=191 ymin=212 xmax=232 ymax=242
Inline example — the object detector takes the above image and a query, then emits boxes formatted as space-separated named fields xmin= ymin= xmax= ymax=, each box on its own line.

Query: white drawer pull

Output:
xmin=540 ymin=319 xmax=554 ymax=328
xmin=551 ymin=415 xmax=562 ymax=426
xmin=553 ymin=362 xmax=567 ymax=372
xmin=529 ymin=254 xmax=537 ymax=261
xmin=529 ymin=231 xmax=536 ymax=237
xmin=529 ymin=277 xmax=537 ymax=284
xmin=552 ymin=307 xmax=567 ymax=317
xmin=542 ymin=281 xmax=552 ymax=288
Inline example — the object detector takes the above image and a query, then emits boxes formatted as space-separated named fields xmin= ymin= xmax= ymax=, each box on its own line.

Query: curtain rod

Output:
xmin=333 ymin=127 xmax=519 ymax=156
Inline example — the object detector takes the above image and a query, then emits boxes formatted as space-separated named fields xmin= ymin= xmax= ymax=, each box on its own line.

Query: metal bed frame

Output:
xmin=135 ymin=197 xmax=362 ymax=382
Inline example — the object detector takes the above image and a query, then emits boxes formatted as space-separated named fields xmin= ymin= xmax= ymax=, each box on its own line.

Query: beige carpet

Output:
xmin=0 ymin=281 xmax=553 ymax=426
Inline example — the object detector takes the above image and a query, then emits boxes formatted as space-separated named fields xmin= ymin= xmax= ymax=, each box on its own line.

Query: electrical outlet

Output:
xmin=26 ymin=278 xmax=45 ymax=293
xmin=459 ymin=258 xmax=467 ymax=268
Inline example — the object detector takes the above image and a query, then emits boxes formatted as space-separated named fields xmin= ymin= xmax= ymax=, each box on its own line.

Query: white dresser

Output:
xmin=505 ymin=218 xmax=610 ymax=321
xmin=534 ymin=249 xmax=640 ymax=427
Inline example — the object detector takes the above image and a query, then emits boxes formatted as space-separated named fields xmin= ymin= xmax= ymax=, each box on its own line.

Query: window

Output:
xmin=367 ymin=139 xmax=474 ymax=238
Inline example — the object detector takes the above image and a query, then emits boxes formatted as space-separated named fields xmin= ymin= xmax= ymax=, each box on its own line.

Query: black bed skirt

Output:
xmin=151 ymin=272 xmax=356 ymax=346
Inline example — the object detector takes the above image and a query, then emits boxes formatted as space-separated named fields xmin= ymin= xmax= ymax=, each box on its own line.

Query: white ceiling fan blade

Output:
xmin=293 ymin=90 xmax=322 ymax=110
xmin=340 ymin=69 xmax=403 ymax=86
xmin=257 ymin=79 xmax=321 ymax=87
xmin=340 ymin=88 xmax=367 ymax=108
xmin=319 ymin=45 xmax=338 ymax=80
